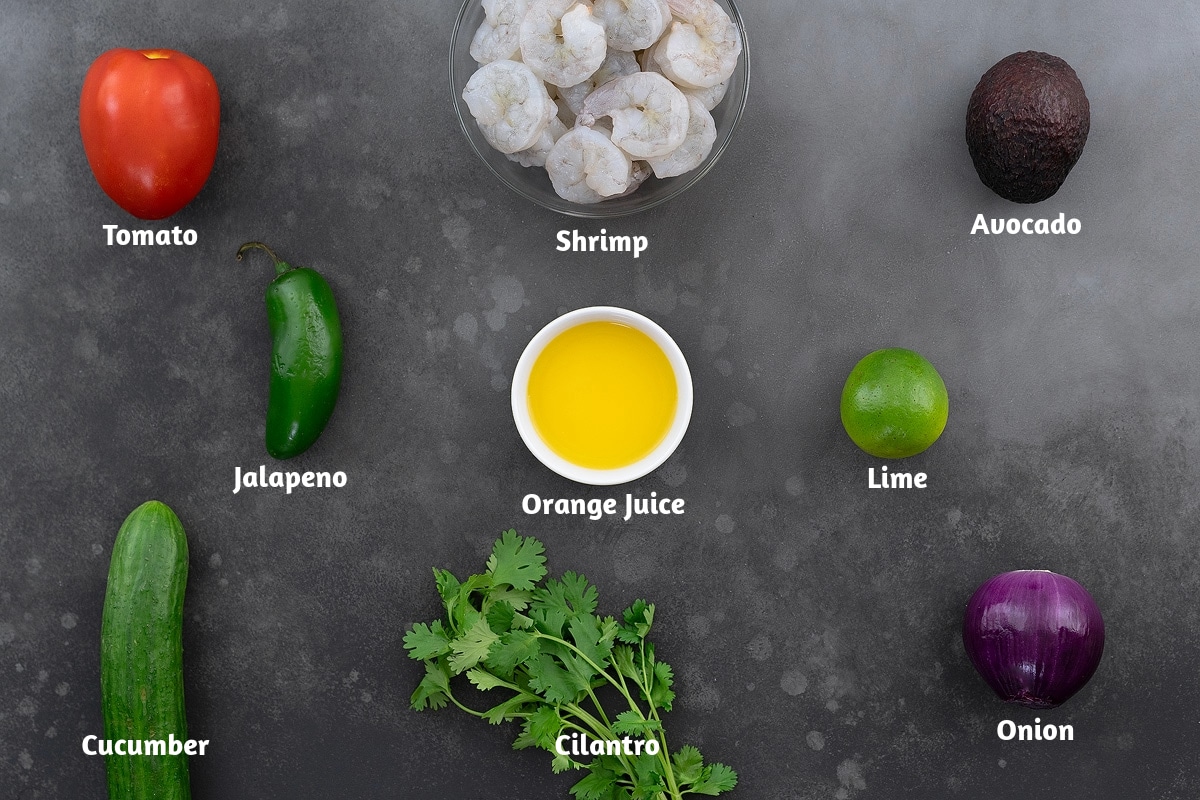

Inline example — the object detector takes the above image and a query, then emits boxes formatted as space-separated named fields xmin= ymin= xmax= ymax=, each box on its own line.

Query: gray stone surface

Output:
xmin=2 ymin=0 xmax=1199 ymax=798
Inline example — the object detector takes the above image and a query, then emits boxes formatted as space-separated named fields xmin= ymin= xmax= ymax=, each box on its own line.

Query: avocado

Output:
xmin=965 ymin=51 xmax=1090 ymax=203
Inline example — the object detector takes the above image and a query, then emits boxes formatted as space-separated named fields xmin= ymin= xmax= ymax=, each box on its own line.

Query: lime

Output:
xmin=840 ymin=348 xmax=949 ymax=458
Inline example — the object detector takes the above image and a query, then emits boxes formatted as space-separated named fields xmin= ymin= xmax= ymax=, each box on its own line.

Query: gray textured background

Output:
xmin=2 ymin=0 xmax=1198 ymax=798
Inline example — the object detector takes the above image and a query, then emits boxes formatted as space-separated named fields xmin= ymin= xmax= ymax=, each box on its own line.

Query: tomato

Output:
xmin=79 ymin=48 xmax=220 ymax=220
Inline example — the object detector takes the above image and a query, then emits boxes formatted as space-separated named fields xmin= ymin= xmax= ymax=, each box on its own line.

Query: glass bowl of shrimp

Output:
xmin=450 ymin=0 xmax=749 ymax=218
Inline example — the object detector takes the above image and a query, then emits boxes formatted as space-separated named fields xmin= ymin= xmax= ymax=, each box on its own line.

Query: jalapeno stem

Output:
xmin=236 ymin=241 xmax=293 ymax=276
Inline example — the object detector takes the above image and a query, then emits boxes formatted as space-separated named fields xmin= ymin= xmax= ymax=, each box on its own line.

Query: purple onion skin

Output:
xmin=962 ymin=570 xmax=1105 ymax=709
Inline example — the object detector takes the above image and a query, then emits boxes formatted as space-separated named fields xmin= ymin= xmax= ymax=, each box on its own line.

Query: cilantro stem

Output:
xmin=442 ymin=681 xmax=542 ymax=722
xmin=639 ymin=641 xmax=682 ymax=800
xmin=561 ymin=704 xmax=636 ymax=776
xmin=585 ymin=685 xmax=613 ymax=729
xmin=532 ymin=632 xmax=629 ymax=698
xmin=525 ymin=631 xmax=681 ymax=792
xmin=446 ymin=691 xmax=489 ymax=719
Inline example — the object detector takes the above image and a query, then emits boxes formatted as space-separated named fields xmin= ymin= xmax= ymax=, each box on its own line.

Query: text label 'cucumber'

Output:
xmin=82 ymin=734 xmax=209 ymax=756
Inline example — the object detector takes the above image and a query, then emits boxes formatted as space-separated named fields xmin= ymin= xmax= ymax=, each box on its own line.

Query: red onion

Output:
xmin=962 ymin=570 xmax=1105 ymax=709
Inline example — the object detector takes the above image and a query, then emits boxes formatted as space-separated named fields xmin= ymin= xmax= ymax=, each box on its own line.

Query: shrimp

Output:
xmin=519 ymin=0 xmax=607 ymax=88
xmin=645 ymin=94 xmax=715 ymax=177
xmin=470 ymin=0 xmax=528 ymax=64
xmin=545 ymin=126 xmax=634 ymax=203
xmin=682 ymin=79 xmax=728 ymax=111
xmin=557 ymin=50 xmax=640 ymax=117
xmin=557 ymin=99 xmax=578 ymax=127
xmin=653 ymin=0 xmax=742 ymax=88
xmin=617 ymin=160 xmax=653 ymax=196
xmin=593 ymin=0 xmax=672 ymax=52
xmin=639 ymin=39 xmax=728 ymax=109
xmin=507 ymin=105 xmax=569 ymax=167
xmin=462 ymin=59 xmax=555 ymax=154
xmin=578 ymin=71 xmax=689 ymax=158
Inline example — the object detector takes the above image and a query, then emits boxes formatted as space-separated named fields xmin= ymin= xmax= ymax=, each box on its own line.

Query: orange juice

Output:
xmin=527 ymin=321 xmax=677 ymax=470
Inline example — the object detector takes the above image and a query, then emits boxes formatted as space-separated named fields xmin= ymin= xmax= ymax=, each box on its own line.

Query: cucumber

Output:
xmin=100 ymin=500 xmax=191 ymax=800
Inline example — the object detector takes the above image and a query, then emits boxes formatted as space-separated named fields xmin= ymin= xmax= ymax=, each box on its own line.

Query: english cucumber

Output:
xmin=100 ymin=500 xmax=191 ymax=800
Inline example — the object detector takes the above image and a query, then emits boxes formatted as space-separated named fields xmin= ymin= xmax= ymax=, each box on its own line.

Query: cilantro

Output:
xmin=402 ymin=620 xmax=451 ymax=661
xmin=406 ymin=530 xmax=737 ymax=799
xmin=487 ymin=528 xmax=547 ymax=590
xmin=449 ymin=616 xmax=501 ymax=672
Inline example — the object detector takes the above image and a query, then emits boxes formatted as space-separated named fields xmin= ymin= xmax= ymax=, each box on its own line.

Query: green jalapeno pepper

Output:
xmin=237 ymin=241 xmax=343 ymax=460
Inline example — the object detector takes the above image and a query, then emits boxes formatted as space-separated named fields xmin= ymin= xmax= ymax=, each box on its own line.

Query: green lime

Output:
xmin=840 ymin=348 xmax=949 ymax=458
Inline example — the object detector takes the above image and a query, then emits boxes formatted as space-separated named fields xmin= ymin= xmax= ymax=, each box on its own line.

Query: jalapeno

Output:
xmin=237 ymin=241 xmax=343 ymax=460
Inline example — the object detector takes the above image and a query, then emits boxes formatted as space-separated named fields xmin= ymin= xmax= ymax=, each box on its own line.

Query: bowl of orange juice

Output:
xmin=511 ymin=307 xmax=693 ymax=485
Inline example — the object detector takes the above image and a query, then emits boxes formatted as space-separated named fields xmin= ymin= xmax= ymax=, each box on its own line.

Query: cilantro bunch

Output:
xmin=404 ymin=530 xmax=737 ymax=799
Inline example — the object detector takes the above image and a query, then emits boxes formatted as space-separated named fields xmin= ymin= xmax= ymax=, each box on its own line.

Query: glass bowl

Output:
xmin=449 ymin=0 xmax=750 ymax=218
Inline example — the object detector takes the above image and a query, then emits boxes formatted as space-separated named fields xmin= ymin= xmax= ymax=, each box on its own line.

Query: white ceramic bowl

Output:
xmin=511 ymin=306 xmax=693 ymax=485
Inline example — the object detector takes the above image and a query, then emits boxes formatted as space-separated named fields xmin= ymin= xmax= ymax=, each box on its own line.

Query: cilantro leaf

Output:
xmin=649 ymin=659 xmax=675 ymax=711
xmin=485 ymin=600 xmax=517 ymax=633
xmin=449 ymin=615 xmax=500 ymax=673
xmin=487 ymin=529 xmax=547 ymax=590
xmin=551 ymin=751 xmax=575 ymax=774
xmin=530 ymin=603 xmax=570 ymax=638
xmin=612 ymin=645 xmax=638 ymax=682
xmin=487 ymin=585 xmax=536 ymax=612
xmin=482 ymin=694 xmax=530 ymax=725
xmin=629 ymin=753 xmax=666 ymax=798
xmin=671 ymin=746 xmax=704 ymax=785
xmin=434 ymin=568 xmax=462 ymax=626
xmin=485 ymin=629 xmax=541 ymax=679
xmin=611 ymin=710 xmax=660 ymax=737
xmin=526 ymin=651 xmax=590 ymax=705
xmin=410 ymin=659 xmax=451 ymax=711
xmin=562 ymin=651 xmax=601 ymax=691
xmin=568 ymin=615 xmax=615 ymax=671
xmin=690 ymin=763 xmax=738 ymax=795
xmin=466 ymin=668 xmax=509 ymax=692
xmin=460 ymin=572 xmax=494 ymax=596
xmin=403 ymin=619 xmax=452 ymax=661
xmin=618 ymin=600 xmax=654 ymax=643
xmin=522 ymin=705 xmax=563 ymax=751
xmin=571 ymin=765 xmax=619 ymax=800
xmin=539 ymin=571 xmax=600 ymax=618
xmin=434 ymin=568 xmax=460 ymax=606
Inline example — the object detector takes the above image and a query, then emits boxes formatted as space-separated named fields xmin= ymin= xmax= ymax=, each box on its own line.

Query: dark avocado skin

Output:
xmin=966 ymin=51 xmax=1090 ymax=203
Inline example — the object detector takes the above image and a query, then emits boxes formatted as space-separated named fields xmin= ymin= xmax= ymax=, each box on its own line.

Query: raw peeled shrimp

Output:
xmin=654 ymin=0 xmax=742 ymax=88
xmin=462 ymin=60 xmax=555 ymax=154
xmin=578 ymin=71 xmax=689 ymax=158
xmin=646 ymin=94 xmax=715 ymax=177
xmin=593 ymin=0 xmax=672 ymax=52
xmin=520 ymin=0 xmax=607 ymax=88
xmin=682 ymin=79 xmax=729 ymax=111
xmin=619 ymin=160 xmax=654 ymax=196
xmin=507 ymin=105 xmax=569 ymax=167
xmin=639 ymin=39 xmax=729 ymax=110
xmin=545 ymin=126 xmax=634 ymax=203
xmin=558 ymin=50 xmax=640 ymax=116
xmin=470 ymin=0 xmax=528 ymax=64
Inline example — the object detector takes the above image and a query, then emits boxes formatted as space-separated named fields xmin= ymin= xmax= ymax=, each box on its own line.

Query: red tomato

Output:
xmin=79 ymin=48 xmax=220 ymax=220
